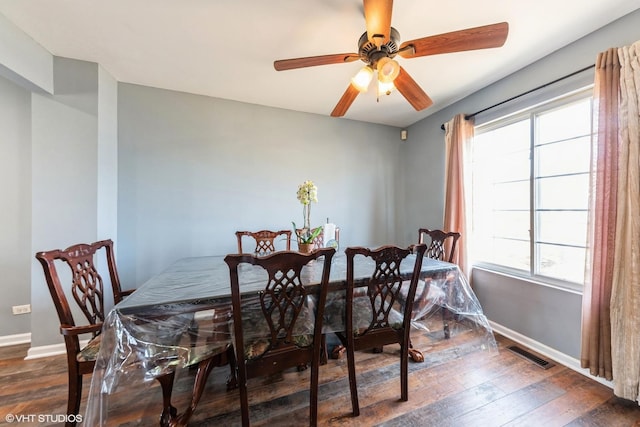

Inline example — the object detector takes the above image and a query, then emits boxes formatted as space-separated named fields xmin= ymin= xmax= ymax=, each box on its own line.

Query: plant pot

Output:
xmin=298 ymin=243 xmax=314 ymax=254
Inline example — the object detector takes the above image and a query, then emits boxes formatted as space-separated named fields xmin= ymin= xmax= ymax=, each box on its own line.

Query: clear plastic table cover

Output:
xmin=84 ymin=252 xmax=496 ymax=425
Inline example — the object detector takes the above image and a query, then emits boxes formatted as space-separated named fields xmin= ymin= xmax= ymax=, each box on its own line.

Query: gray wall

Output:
xmin=29 ymin=58 xmax=119 ymax=347
xmin=30 ymin=91 xmax=98 ymax=346
xmin=402 ymin=9 xmax=640 ymax=358
xmin=0 ymin=18 xmax=119 ymax=346
xmin=0 ymin=74 xmax=32 ymax=338
xmin=117 ymin=83 xmax=402 ymax=287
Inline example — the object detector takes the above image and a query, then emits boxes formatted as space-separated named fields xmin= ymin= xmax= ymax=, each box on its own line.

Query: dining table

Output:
xmin=83 ymin=250 xmax=496 ymax=426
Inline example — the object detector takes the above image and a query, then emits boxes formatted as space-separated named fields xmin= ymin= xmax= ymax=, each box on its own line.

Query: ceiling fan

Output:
xmin=273 ymin=0 xmax=509 ymax=117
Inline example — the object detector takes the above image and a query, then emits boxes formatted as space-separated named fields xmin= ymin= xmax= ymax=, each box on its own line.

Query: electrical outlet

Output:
xmin=12 ymin=304 xmax=31 ymax=315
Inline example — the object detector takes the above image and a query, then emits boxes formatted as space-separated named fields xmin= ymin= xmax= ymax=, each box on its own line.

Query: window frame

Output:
xmin=471 ymin=87 xmax=594 ymax=293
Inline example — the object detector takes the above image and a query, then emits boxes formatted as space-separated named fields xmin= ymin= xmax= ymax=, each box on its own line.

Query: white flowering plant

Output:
xmin=293 ymin=180 xmax=322 ymax=244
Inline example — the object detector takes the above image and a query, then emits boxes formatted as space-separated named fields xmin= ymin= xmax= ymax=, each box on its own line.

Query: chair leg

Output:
xmin=225 ymin=346 xmax=238 ymax=391
xmin=345 ymin=343 xmax=360 ymax=417
xmin=235 ymin=355 xmax=251 ymax=427
xmin=442 ymin=305 xmax=450 ymax=339
xmin=156 ymin=371 xmax=177 ymax=427
xmin=400 ymin=341 xmax=409 ymax=402
xmin=320 ymin=334 xmax=328 ymax=365
xmin=66 ymin=370 xmax=82 ymax=427
xmin=239 ymin=379 xmax=250 ymax=427
xmin=310 ymin=356 xmax=320 ymax=427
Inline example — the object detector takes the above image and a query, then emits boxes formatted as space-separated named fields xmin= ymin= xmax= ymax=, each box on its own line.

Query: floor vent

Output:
xmin=507 ymin=345 xmax=555 ymax=370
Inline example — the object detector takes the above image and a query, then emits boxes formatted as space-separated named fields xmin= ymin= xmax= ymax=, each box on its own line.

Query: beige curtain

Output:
xmin=610 ymin=40 xmax=640 ymax=402
xmin=581 ymin=48 xmax=620 ymax=381
xmin=443 ymin=114 xmax=474 ymax=277
xmin=581 ymin=41 xmax=640 ymax=402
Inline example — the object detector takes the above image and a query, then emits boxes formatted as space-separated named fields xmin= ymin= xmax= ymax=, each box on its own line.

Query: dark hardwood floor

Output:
xmin=1 ymin=320 xmax=640 ymax=426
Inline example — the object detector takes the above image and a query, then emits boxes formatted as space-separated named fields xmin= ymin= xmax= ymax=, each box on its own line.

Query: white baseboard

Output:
xmin=0 ymin=332 xmax=72 ymax=359
xmin=25 ymin=342 xmax=67 ymax=360
xmin=24 ymin=338 xmax=90 ymax=360
xmin=0 ymin=333 xmax=31 ymax=347
xmin=490 ymin=320 xmax=614 ymax=389
xmin=24 ymin=339 xmax=89 ymax=360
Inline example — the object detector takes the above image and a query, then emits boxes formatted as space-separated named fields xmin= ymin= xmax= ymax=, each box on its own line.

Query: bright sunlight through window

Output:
xmin=472 ymin=91 xmax=593 ymax=290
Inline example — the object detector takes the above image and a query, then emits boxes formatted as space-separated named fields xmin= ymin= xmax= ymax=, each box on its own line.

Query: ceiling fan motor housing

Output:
xmin=357 ymin=27 xmax=400 ymax=67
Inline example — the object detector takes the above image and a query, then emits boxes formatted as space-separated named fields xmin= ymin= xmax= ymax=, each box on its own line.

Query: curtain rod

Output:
xmin=439 ymin=64 xmax=595 ymax=130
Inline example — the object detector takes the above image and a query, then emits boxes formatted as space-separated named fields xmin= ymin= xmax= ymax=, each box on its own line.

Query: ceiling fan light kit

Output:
xmin=351 ymin=66 xmax=374 ymax=92
xmin=274 ymin=0 xmax=508 ymax=118
xmin=377 ymin=57 xmax=400 ymax=83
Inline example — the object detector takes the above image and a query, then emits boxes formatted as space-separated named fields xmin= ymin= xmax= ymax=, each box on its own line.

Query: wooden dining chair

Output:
xmin=225 ymin=247 xmax=336 ymax=427
xmin=335 ymin=244 xmax=427 ymax=417
xmin=417 ymin=228 xmax=461 ymax=339
xmin=235 ymin=229 xmax=292 ymax=255
xmin=35 ymin=239 xmax=135 ymax=426
xmin=36 ymin=239 xmax=233 ymax=427
xmin=418 ymin=228 xmax=461 ymax=263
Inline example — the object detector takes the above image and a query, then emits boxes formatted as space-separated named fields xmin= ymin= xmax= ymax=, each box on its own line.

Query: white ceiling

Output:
xmin=1 ymin=1 xmax=638 ymax=128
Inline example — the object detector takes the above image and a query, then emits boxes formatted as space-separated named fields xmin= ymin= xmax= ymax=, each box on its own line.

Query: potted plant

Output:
xmin=293 ymin=180 xmax=322 ymax=253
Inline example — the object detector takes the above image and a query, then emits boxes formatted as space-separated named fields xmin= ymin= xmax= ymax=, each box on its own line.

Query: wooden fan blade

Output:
xmin=274 ymin=53 xmax=360 ymax=71
xmin=398 ymin=22 xmax=509 ymax=59
xmin=363 ymin=0 xmax=393 ymax=47
xmin=331 ymin=83 xmax=360 ymax=117
xmin=394 ymin=66 xmax=433 ymax=111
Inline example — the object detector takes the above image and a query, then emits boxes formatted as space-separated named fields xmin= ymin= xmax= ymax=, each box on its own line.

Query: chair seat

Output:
xmin=352 ymin=296 xmax=404 ymax=335
xmin=242 ymin=308 xmax=315 ymax=359
xmin=77 ymin=335 xmax=102 ymax=363
xmin=245 ymin=335 xmax=313 ymax=360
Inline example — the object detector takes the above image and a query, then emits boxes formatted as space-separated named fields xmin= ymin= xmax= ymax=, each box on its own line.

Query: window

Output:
xmin=471 ymin=90 xmax=593 ymax=290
